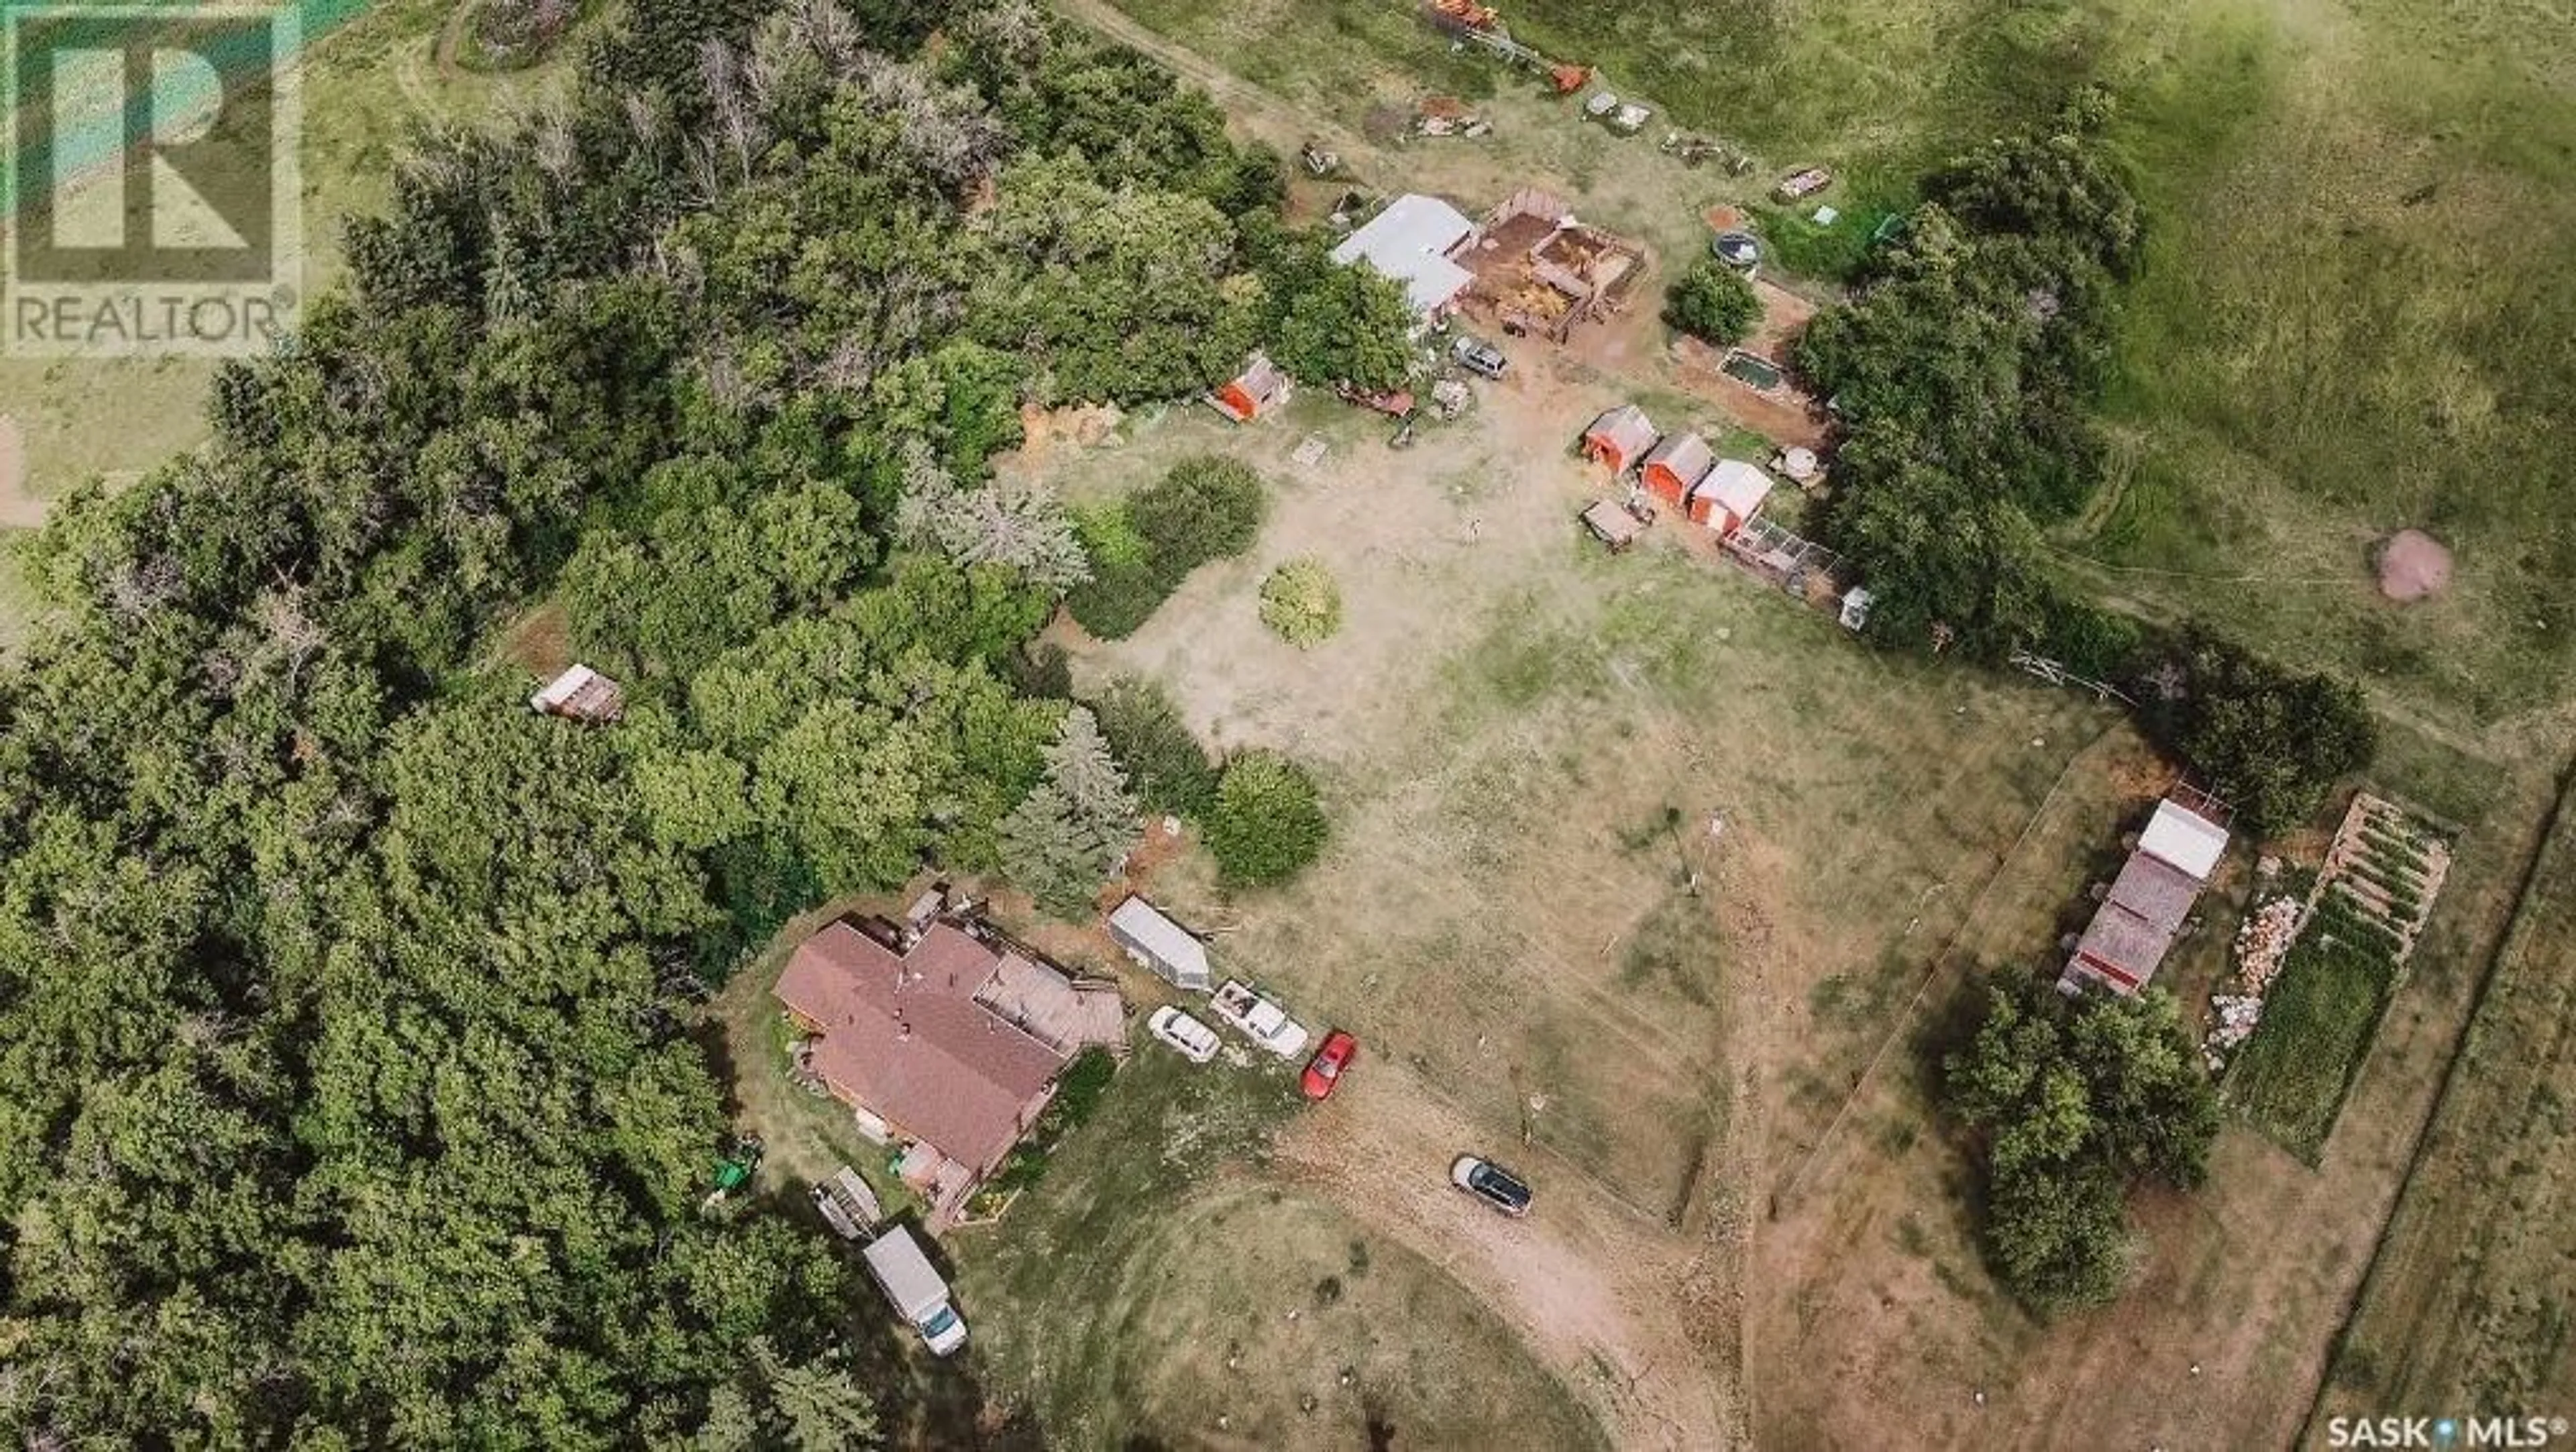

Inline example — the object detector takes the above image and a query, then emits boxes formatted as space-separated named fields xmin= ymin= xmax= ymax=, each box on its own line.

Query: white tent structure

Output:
xmin=2138 ymin=799 xmax=2229 ymax=881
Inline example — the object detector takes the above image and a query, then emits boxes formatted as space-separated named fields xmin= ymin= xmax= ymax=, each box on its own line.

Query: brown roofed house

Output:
xmin=774 ymin=920 xmax=1122 ymax=1214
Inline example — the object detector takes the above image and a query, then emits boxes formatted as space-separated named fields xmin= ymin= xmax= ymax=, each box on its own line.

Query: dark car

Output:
xmin=1452 ymin=335 xmax=1508 ymax=379
xmin=1450 ymin=1155 xmax=1534 ymax=1216
xmin=1301 ymin=1029 xmax=1358 ymax=1100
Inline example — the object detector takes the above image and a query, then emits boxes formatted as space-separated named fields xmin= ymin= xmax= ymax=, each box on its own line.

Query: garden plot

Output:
xmin=2219 ymin=794 xmax=2453 ymax=1159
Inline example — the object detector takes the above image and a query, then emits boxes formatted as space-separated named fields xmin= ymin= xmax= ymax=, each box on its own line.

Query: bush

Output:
xmin=1063 ymin=458 xmax=1269 ymax=639
xmin=2133 ymin=629 xmax=2377 ymax=837
xmin=1089 ymin=676 xmax=1220 ymax=818
xmin=1662 ymin=258 xmax=1762 ymax=345
xmin=1131 ymin=456 xmax=1267 ymax=570
xmin=1943 ymin=980 xmax=2216 ymax=1312
xmin=1258 ymin=557 xmax=1342 ymax=648
xmin=1205 ymin=750 xmax=1328 ymax=888
xmin=1063 ymin=559 xmax=1170 ymax=640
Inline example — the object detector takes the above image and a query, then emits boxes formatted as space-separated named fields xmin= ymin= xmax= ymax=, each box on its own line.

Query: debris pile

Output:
xmin=2203 ymin=895 xmax=2302 ymax=1071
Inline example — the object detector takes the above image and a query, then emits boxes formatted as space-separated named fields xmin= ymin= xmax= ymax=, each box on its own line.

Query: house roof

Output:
xmin=530 ymin=664 xmax=624 ymax=721
xmin=774 ymin=921 xmax=1068 ymax=1173
xmin=2140 ymin=799 xmax=2229 ymax=881
xmin=1109 ymin=895 xmax=1211 ymax=982
xmin=1584 ymin=404 xmax=1658 ymax=454
xmin=2105 ymin=851 xmax=2202 ymax=937
xmin=1642 ymin=431 xmax=1715 ymax=486
xmin=2071 ymin=901 xmax=2170 ymax=990
xmin=1233 ymin=352 xmax=1291 ymax=402
xmin=1331 ymin=194 xmax=1478 ymax=315
xmin=1694 ymin=460 xmax=1776 ymax=521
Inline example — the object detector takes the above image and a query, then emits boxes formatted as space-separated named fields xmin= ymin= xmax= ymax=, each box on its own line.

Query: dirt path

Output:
xmin=0 ymin=415 xmax=46 ymax=531
xmin=1054 ymin=0 xmax=1372 ymax=160
xmin=433 ymin=0 xmax=474 ymax=79
xmin=1277 ymin=1059 xmax=1741 ymax=1450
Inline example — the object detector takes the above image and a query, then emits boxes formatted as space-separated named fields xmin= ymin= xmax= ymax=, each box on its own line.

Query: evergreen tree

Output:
xmin=1000 ymin=707 xmax=1140 ymax=914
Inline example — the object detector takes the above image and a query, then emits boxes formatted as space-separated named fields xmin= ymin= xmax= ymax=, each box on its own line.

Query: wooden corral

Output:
xmin=1462 ymin=187 xmax=1648 ymax=342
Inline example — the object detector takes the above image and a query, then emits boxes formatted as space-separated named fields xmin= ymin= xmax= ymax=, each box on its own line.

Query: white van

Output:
xmin=861 ymin=1227 xmax=968 ymax=1357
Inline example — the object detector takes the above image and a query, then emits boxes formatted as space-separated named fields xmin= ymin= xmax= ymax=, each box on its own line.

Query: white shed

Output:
xmin=2138 ymin=799 xmax=2229 ymax=882
xmin=1108 ymin=895 xmax=1213 ymax=992
xmin=1330 ymin=194 xmax=1479 ymax=317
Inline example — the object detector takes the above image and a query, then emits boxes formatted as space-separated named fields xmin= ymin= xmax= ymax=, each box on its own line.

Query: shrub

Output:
xmin=1257 ymin=557 xmax=1342 ymax=648
xmin=1662 ymin=258 xmax=1762 ymax=345
xmin=1063 ymin=458 xmax=1270 ymax=639
xmin=1205 ymin=749 xmax=1328 ymax=888
xmin=1088 ymin=676 xmax=1220 ymax=818
xmin=1063 ymin=560 xmax=1171 ymax=640
xmin=1131 ymin=455 xmax=1267 ymax=570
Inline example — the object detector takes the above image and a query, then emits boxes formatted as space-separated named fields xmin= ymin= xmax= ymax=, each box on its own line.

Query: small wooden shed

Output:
xmin=1688 ymin=459 xmax=1776 ymax=535
xmin=1211 ymin=354 xmax=1291 ymax=423
xmin=1641 ymin=432 xmax=1715 ymax=508
xmin=1580 ymin=405 xmax=1658 ymax=475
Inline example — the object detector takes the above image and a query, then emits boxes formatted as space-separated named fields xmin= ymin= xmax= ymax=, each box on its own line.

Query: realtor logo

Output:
xmin=3 ymin=3 xmax=301 ymax=356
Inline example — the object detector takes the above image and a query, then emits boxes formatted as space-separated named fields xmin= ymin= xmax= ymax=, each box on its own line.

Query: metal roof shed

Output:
xmin=1108 ymin=895 xmax=1213 ymax=992
xmin=1330 ymin=194 xmax=1479 ymax=316
xmin=2139 ymin=800 xmax=2229 ymax=882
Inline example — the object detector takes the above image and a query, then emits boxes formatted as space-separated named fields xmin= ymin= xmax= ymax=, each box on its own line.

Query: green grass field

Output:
xmin=2226 ymin=920 xmax=2401 ymax=1161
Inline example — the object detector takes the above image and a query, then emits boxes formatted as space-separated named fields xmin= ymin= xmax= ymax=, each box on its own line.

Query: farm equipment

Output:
xmin=1415 ymin=97 xmax=1491 ymax=138
xmin=700 ymin=1133 xmax=763 ymax=1216
xmin=1426 ymin=0 xmax=1498 ymax=28
xmin=1774 ymin=166 xmax=1834 ymax=201
xmin=1661 ymin=132 xmax=1754 ymax=172
xmin=1299 ymin=140 xmax=1340 ymax=177
xmin=1336 ymin=381 xmax=1417 ymax=417
xmin=1549 ymin=63 xmax=1591 ymax=94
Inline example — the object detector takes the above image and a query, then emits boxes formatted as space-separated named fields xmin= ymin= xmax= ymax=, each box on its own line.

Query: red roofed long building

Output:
xmin=774 ymin=918 xmax=1122 ymax=1217
xmin=2059 ymin=798 xmax=2231 ymax=996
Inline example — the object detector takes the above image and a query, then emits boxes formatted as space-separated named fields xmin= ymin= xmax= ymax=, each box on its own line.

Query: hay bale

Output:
xmin=2375 ymin=529 xmax=2452 ymax=603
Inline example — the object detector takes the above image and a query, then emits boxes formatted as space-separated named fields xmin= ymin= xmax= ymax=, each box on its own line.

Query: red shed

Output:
xmin=1640 ymin=431 xmax=1715 ymax=507
xmin=1580 ymin=405 xmax=1658 ymax=475
xmin=1688 ymin=459 xmax=1776 ymax=534
xmin=1210 ymin=354 xmax=1291 ymax=423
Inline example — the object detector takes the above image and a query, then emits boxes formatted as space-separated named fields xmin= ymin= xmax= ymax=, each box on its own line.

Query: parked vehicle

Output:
xmin=1301 ymin=1029 xmax=1358 ymax=1100
xmin=1210 ymin=980 xmax=1311 ymax=1058
xmin=1452 ymin=335 xmax=1508 ymax=379
xmin=1148 ymin=1005 xmax=1222 ymax=1064
xmin=1450 ymin=1155 xmax=1534 ymax=1216
xmin=810 ymin=1165 xmax=881 ymax=1241
xmin=862 ymin=1227 xmax=969 ymax=1357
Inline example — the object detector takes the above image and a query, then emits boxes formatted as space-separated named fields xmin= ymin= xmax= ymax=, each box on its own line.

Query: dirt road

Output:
xmin=1277 ymin=1060 xmax=1742 ymax=1450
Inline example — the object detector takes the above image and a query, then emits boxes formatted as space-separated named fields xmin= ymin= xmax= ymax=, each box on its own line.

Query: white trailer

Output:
xmin=862 ymin=1227 xmax=968 ymax=1357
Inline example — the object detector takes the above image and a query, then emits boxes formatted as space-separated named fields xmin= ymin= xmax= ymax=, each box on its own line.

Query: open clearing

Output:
xmin=979 ymin=1 xmax=2576 ymax=1445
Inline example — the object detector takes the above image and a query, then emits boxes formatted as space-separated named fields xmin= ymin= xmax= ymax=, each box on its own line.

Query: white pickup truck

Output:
xmin=862 ymin=1227 xmax=968 ymax=1357
xmin=1210 ymin=980 xmax=1310 ymax=1059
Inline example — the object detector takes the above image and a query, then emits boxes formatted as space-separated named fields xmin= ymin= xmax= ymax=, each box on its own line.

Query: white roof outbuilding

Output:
xmin=1330 ymin=194 xmax=1479 ymax=316
xmin=1108 ymin=895 xmax=1214 ymax=992
xmin=2138 ymin=799 xmax=2229 ymax=882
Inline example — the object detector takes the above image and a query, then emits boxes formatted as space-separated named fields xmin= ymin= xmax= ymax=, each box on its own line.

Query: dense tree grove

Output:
xmin=1799 ymin=95 xmax=2137 ymax=656
xmin=0 ymin=1 xmax=1384 ymax=1441
xmin=1065 ymin=454 xmax=1270 ymax=639
xmin=2135 ymin=630 xmax=2379 ymax=837
xmin=1944 ymin=980 xmax=2218 ymax=1312
xmin=1803 ymin=90 xmax=2372 ymax=829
